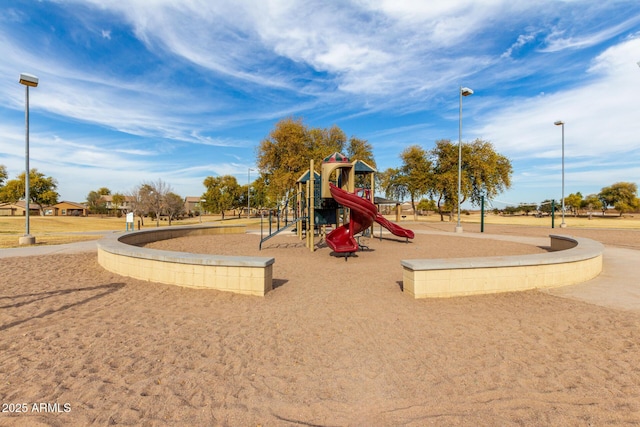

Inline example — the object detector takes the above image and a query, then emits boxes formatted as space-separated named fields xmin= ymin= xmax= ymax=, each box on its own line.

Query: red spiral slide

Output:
xmin=326 ymin=183 xmax=414 ymax=253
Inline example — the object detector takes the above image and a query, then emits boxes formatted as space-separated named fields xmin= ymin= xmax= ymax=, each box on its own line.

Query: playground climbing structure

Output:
xmin=259 ymin=152 xmax=414 ymax=256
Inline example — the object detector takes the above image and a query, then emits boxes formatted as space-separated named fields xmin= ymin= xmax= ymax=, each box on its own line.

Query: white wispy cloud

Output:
xmin=542 ymin=14 xmax=640 ymax=52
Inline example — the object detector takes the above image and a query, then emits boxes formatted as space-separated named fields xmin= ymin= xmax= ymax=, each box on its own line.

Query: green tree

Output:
xmin=111 ymin=193 xmax=126 ymax=217
xmin=201 ymin=175 xmax=241 ymax=220
xmin=417 ymin=198 xmax=437 ymax=214
xmin=0 ymin=165 xmax=7 ymax=187
xmin=257 ymin=117 xmax=311 ymax=203
xmin=0 ymin=169 xmax=59 ymax=214
xmin=377 ymin=167 xmax=408 ymax=202
xmin=308 ymin=125 xmax=347 ymax=166
xmin=164 ymin=192 xmax=185 ymax=225
xmin=518 ymin=203 xmax=538 ymax=216
xmin=256 ymin=117 xmax=376 ymax=204
xmin=429 ymin=139 xmax=512 ymax=221
xmin=564 ymin=192 xmax=583 ymax=216
xmin=503 ymin=205 xmax=520 ymax=215
xmin=86 ymin=190 xmax=107 ymax=214
xmin=398 ymin=145 xmax=432 ymax=220
xmin=598 ymin=182 xmax=639 ymax=216
xmin=428 ymin=140 xmax=459 ymax=221
xmin=86 ymin=187 xmax=111 ymax=214
xmin=238 ymin=184 xmax=249 ymax=217
xmin=250 ymin=176 xmax=273 ymax=211
xmin=346 ymin=137 xmax=376 ymax=168
xmin=347 ymin=136 xmax=377 ymax=189
xmin=464 ymin=139 xmax=512 ymax=206
xmin=582 ymin=194 xmax=603 ymax=218
xmin=539 ymin=199 xmax=555 ymax=215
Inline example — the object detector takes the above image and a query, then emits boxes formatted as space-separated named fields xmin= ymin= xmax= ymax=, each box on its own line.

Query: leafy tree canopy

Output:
xmin=582 ymin=194 xmax=603 ymax=212
xmin=86 ymin=190 xmax=107 ymax=214
xmin=0 ymin=165 xmax=7 ymax=187
xmin=0 ymin=169 xmax=59 ymax=213
xmin=564 ymin=192 xmax=583 ymax=216
xmin=598 ymin=182 xmax=639 ymax=216
xmin=388 ymin=145 xmax=432 ymax=220
xmin=201 ymin=175 xmax=241 ymax=220
xmin=377 ymin=167 xmax=407 ymax=202
xmin=256 ymin=117 xmax=375 ymax=202
xmin=429 ymin=139 xmax=512 ymax=220
xmin=164 ymin=192 xmax=185 ymax=225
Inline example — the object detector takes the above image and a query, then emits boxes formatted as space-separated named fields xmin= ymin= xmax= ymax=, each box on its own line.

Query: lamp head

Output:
xmin=554 ymin=120 xmax=564 ymax=126
xmin=461 ymin=87 xmax=474 ymax=96
xmin=19 ymin=73 xmax=39 ymax=87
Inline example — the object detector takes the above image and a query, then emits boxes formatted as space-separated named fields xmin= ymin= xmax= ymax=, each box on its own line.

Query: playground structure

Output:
xmin=260 ymin=152 xmax=414 ymax=255
xmin=95 ymin=154 xmax=604 ymax=298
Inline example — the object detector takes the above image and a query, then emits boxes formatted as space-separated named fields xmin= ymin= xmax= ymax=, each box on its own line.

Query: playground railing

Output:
xmin=259 ymin=191 xmax=305 ymax=250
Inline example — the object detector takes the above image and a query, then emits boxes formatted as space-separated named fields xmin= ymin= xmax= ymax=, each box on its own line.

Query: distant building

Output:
xmin=44 ymin=201 xmax=88 ymax=216
xmin=101 ymin=195 xmax=135 ymax=213
xmin=0 ymin=201 xmax=39 ymax=216
xmin=184 ymin=196 xmax=204 ymax=215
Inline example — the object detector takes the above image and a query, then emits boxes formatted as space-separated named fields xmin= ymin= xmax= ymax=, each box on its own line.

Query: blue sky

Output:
xmin=1 ymin=0 xmax=640 ymax=208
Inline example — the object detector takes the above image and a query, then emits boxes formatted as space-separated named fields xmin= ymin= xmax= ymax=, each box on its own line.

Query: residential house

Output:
xmin=101 ymin=195 xmax=135 ymax=213
xmin=44 ymin=201 xmax=88 ymax=216
xmin=184 ymin=196 xmax=205 ymax=216
xmin=0 ymin=201 xmax=40 ymax=216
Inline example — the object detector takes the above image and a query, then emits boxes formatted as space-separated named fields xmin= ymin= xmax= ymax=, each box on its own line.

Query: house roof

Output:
xmin=374 ymin=196 xmax=401 ymax=205
xmin=53 ymin=201 xmax=87 ymax=209
xmin=0 ymin=201 xmax=40 ymax=209
xmin=101 ymin=195 xmax=135 ymax=202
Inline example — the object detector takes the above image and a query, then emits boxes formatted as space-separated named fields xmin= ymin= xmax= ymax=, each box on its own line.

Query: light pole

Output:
xmin=19 ymin=73 xmax=38 ymax=245
xmin=554 ymin=121 xmax=567 ymax=228
xmin=456 ymin=86 xmax=473 ymax=233
xmin=247 ymin=168 xmax=255 ymax=219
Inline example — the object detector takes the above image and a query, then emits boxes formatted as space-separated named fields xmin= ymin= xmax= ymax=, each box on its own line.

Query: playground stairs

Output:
xmin=259 ymin=216 xmax=306 ymax=250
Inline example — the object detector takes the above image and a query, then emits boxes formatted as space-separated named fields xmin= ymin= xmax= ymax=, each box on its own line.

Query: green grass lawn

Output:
xmin=1 ymin=212 xmax=638 ymax=249
xmin=0 ymin=215 xmax=227 ymax=248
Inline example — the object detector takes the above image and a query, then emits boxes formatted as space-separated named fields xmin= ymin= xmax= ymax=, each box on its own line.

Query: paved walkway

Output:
xmin=1 ymin=232 xmax=639 ymax=312
xmin=404 ymin=229 xmax=640 ymax=312
xmin=545 ymin=246 xmax=640 ymax=312
xmin=0 ymin=239 xmax=101 ymax=257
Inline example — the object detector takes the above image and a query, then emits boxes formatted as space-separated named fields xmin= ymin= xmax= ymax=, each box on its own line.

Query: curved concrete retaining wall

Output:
xmin=401 ymin=235 xmax=604 ymax=299
xmin=97 ymin=225 xmax=274 ymax=296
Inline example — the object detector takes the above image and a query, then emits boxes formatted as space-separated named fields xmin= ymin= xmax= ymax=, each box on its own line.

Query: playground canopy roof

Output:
xmin=375 ymin=196 xmax=401 ymax=205
xmin=296 ymin=169 xmax=321 ymax=183
xmin=323 ymin=152 xmax=350 ymax=163
xmin=353 ymin=159 xmax=376 ymax=174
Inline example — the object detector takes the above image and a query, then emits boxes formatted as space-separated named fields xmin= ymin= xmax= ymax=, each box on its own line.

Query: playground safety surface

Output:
xmin=1 ymin=222 xmax=639 ymax=425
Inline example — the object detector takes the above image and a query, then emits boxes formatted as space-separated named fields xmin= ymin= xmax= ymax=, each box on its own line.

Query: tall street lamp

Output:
xmin=247 ymin=168 xmax=255 ymax=219
xmin=554 ymin=120 xmax=567 ymax=228
xmin=19 ymin=73 xmax=38 ymax=245
xmin=456 ymin=86 xmax=473 ymax=233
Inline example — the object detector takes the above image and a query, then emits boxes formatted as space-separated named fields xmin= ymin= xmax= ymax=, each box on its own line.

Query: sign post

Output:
xmin=126 ymin=212 xmax=134 ymax=231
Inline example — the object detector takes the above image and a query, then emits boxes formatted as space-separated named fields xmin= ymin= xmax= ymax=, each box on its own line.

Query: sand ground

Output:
xmin=1 ymin=222 xmax=639 ymax=426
